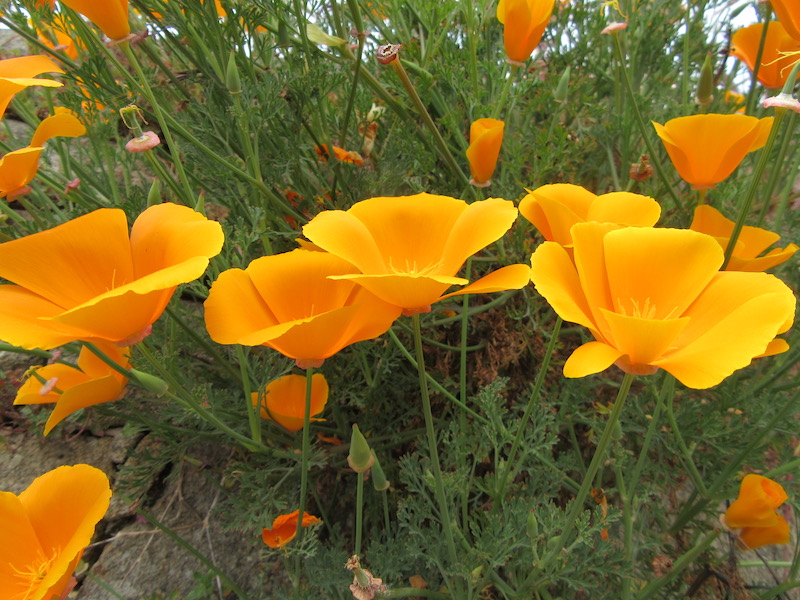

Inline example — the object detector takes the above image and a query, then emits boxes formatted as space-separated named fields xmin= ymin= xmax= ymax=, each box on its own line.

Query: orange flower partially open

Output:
xmin=496 ymin=0 xmax=555 ymax=64
xmin=204 ymin=249 xmax=401 ymax=368
xmin=529 ymin=224 xmax=796 ymax=388
xmin=519 ymin=184 xmax=661 ymax=248
xmin=0 ymin=109 xmax=87 ymax=201
xmin=731 ymin=22 xmax=800 ymax=89
xmin=0 ymin=464 xmax=111 ymax=599
xmin=252 ymin=373 xmax=329 ymax=432
xmin=0 ymin=55 xmax=64 ymax=119
xmin=58 ymin=0 xmax=130 ymax=40
xmin=653 ymin=114 xmax=773 ymax=189
xmin=772 ymin=0 xmax=800 ymax=40
xmin=302 ymin=193 xmax=531 ymax=315
xmin=466 ymin=118 xmax=505 ymax=187
xmin=262 ymin=510 xmax=321 ymax=548
xmin=690 ymin=205 xmax=798 ymax=272
xmin=0 ymin=203 xmax=224 ymax=350
xmin=15 ymin=343 xmax=129 ymax=435
xmin=724 ymin=474 xmax=790 ymax=549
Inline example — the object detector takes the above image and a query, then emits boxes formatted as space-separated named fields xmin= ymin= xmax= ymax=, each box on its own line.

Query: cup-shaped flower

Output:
xmin=466 ymin=118 xmax=505 ymax=187
xmin=724 ymin=474 xmax=791 ymax=549
xmin=1 ymin=109 xmax=87 ymax=201
xmin=0 ymin=55 xmax=63 ymax=119
xmin=519 ymin=183 xmax=661 ymax=248
xmin=731 ymin=22 xmax=800 ymax=89
xmin=652 ymin=114 xmax=773 ymax=189
xmin=496 ymin=0 xmax=555 ymax=64
xmin=252 ymin=373 xmax=329 ymax=432
xmin=302 ymin=193 xmax=531 ymax=315
xmin=204 ymin=249 xmax=402 ymax=368
xmin=772 ymin=0 xmax=800 ymax=40
xmin=262 ymin=510 xmax=321 ymax=548
xmin=58 ymin=0 xmax=130 ymax=40
xmin=0 ymin=203 xmax=224 ymax=350
xmin=690 ymin=205 xmax=798 ymax=272
xmin=15 ymin=343 xmax=129 ymax=435
xmin=0 ymin=464 xmax=111 ymax=599
xmin=529 ymin=223 xmax=796 ymax=389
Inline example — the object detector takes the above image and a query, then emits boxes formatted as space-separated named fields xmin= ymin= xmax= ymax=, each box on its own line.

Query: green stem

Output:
xmin=295 ymin=366 xmax=315 ymax=542
xmin=744 ymin=11 xmax=771 ymax=116
xmin=627 ymin=374 xmax=672 ymax=495
xmin=492 ymin=63 xmax=519 ymax=120
xmin=354 ymin=472 xmax=365 ymax=557
xmin=636 ymin=532 xmax=720 ymax=600
xmin=236 ymin=346 xmax=260 ymax=444
xmin=0 ymin=342 xmax=52 ymax=359
xmin=664 ymin=378 xmax=708 ymax=496
xmin=613 ymin=461 xmax=633 ymax=600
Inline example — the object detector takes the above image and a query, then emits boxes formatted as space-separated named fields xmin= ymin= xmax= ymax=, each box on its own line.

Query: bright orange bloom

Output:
xmin=252 ymin=373 xmax=329 ymax=432
xmin=0 ymin=203 xmax=224 ymax=350
xmin=58 ymin=0 xmax=130 ymax=40
xmin=0 ymin=109 xmax=86 ymax=201
xmin=302 ymin=193 xmax=531 ymax=315
xmin=204 ymin=249 xmax=402 ymax=368
xmin=690 ymin=205 xmax=798 ymax=272
xmin=731 ymin=22 xmax=800 ymax=89
xmin=0 ymin=55 xmax=63 ymax=119
xmin=529 ymin=224 xmax=795 ymax=389
xmin=496 ymin=0 xmax=555 ymax=64
xmin=34 ymin=15 xmax=81 ymax=60
xmin=652 ymin=114 xmax=773 ymax=189
xmin=262 ymin=510 xmax=321 ymax=549
xmin=725 ymin=474 xmax=790 ymax=549
xmin=771 ymin=0 xmax=800 ymax=40
xmin=466 ymin=118 xmax=505 ymax=187
xmin=15 ymin=343 xmax=129 ymax=436
xmin=519 ymin=184 xmax=660 ymax=248
xmin=315 ymin=144 xmax=364 ymax=166
xmin=0 ymin=464 xmax=111 ymax=599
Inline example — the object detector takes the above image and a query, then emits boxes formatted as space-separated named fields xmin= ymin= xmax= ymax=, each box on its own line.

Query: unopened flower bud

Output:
xmin=147 ymin=178 xmax=161 ymax=207
xmin=131 ymin=369 xmax=169 ymax=396
xmin=553 ymin=66 xmax=570 ymax=104
xmin=696 ymin=54 xmax=714 ymax=106
xmin=370 ymin=451 xmax=390 ymax=491
xmin=348 ymin=424 xmax=375 ymax=473
xmin=526 ymin=511 xmax=539 ymax=539
xmin=226 ymin=51 xmax=242 ymax=94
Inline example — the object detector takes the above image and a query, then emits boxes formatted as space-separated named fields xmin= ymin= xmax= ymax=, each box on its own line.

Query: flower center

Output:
xmin=10 ymin=550 xmax=57 ymax=600
xmin=388 ymin=257 xmax=440 ymax=276
xmin=617 ymin=297 xmax=679 ymax=321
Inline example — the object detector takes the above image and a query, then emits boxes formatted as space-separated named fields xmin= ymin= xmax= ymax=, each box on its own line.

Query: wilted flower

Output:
xmin=15 ymin=343 xmax=129 ymax=435
xmin=125 ymin=130 xmax=160 ymax=153
xmin=252 ymin=373 xmax=329 ymax=432
xmin=262 ymin=510 xmax=321 ymax=548
xmin=731 ymin=22 xmax=800 ymax=89
xmin=0 ymin=464 xmax=111 ymax=600
xmin=302 ymin=193 xmax=531 ymax=315
xmin=519 ymin=183 xmax=660 ymax=248
xmin=58 ymin=0 xmax=131 ymax=41
xmin=763 ymin=92 xmax=800 ymax=113
xmin=204 ymin=249 xmax=402 ymax=368
xmin=0 ymin=203 xmax=224 ymax=349
xmin=0 ymin=55 xmax=64 ymax=119
xmin=652 ymin=114 xmax=773 ymax=189
xmin=496 ymin=0 xmax=555 ymax=64
xmin=690 ymin=205 xmax=798 ymax=272
xmin=601 ymin=21 xmax=628 ymax=34
xmin=724 ymin=474 xmax=790 ymax=549
xmin=466 ymin=118 xmax=505 ymax=187
xmin=529 ymin=223 xmax=795 ymax=389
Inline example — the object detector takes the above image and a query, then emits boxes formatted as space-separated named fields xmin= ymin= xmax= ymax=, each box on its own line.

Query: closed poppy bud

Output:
xmin=251 ymin=373 xmax=329 ymax=432
xmin=130 ymin=369 xmax=169 ymax=396
xmin=466 ymin=118 xmax=505 ymax=187
xmin=370 ymin=451 xmax=389 ymax=491
xmin=725 ymin=474 xmax=788 ymax=529
xmin=696 ymin=54 xmax=714 ymax=106
xmin=497 ymin=0 xmax=555 ymax=64
xmin=553 ymin=66 xmax=570 ymax=104
xmin=526 ymin=511 xmax=539 ymax=539
xmin=348 ymin=424 xmax=375 ymax=473
xmin=147 ymin=177 xmax=161 ymax=206
xmin=225 ymin=51 xmax=242 ymax=94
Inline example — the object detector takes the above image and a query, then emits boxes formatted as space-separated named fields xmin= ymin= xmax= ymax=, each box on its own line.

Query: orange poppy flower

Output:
xmin=58 ymin=0 xmax=130 ymax=40
xmin=771 ymin=0 xmax=800 ymax=40
xmin=518 ymin=183 xmax=661 ymax=248
xmin=34 ymin=15 xmax=81 ymax=60
xmin=301 ymin=193 xmax=531 ymax=315
xmin=0 ymin=108 xmax=87 ymax=201
xmin=0 ymin=203 xmax=224 ymax=350
xmin=0 ymin=464 xmax=111 ymax=599
xmin=529 ymin=223 xmax=795 ymax=389
xmin=652 ymin=114 xmax=773 ymax=189
xmin=204 ymin=249 xmax=402 ymax=368
xmin=466 ymin=118 xmax=505 ymax=187
xmin=262 ymin=510 xmax=321 ymax=548
xmin=252 ymin=373 xmax=329 ymax=432
xmin=724 ymin=474 xmax=790 ymax=549
xmin=731 ymin=22 xmax=800 ymax=89
xmin=0 ymin=55 xmax=64 ymax=120
xmin=690 ymin=205 xmax=798 ymax=272
xmin=315 ymin=144 xmax=364 ymax=166
xmin=15 ymin=343 xmax=129 ymax=435
xmin=496 ymin=0 xmax=555 ymax=64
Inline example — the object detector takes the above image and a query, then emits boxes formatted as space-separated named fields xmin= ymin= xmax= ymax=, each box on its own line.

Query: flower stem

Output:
xmin=236 ymin=346 xmax=261 ymax=444
xmin=354 ymin=472 xmax=365 ymax=557
xmin=295 ymin=366 xmax=315 ymax=543
xmin=492 ymin=63 xmax=519 ymax=119
xmin=664 ymin=378 xmax=708 ymax=496
xmin=627 ymin=374 xmax=671 ymax=495
xmin=636 ymin=531 xmax=720 ymax=600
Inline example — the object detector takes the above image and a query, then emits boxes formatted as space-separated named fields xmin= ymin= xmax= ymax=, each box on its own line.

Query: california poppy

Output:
xmin=0 ymin=203 xmax=224 ymax=349
xmin=262 ymin=510 xmax=321 ymax=548
xmin=0 ymin=55 xmax=63 ymax=119
xmin=0 ymin=464 xmax=111 ymax=599
xmin=466 ymin=118 xmax=505 ymax=187
xmin=58 ymin=0 xmax=131 ymax=40
xmin=315 ymin=144 xmax=364 ymax=166
xmin=771 ymin=0 xmax=800 ymax=40
xmin=529 ymin=223 xmax=795 ymax=389
xmin=302 ymin=193 xmax=531 ymax=315
xmin=652 ymin=114 xmax=773 ymax=189
xmin=731 ymin=22 xmax=800 ymax=89
xmin=690 ymin=205 xmax=798 ymax=272
xmin=204 ymin=249 xmax=401 ymax=368
xmin=724 ymin=474 xmax=791 ymax=549
xmin=15 ymin=343 xmax=129 ymax=435
xmin=496 ymin=0 xmax=555 ymax=64
xmin=519 ymin=183 xmax=661 ymax=248
xmin=252 ymin=373 xmax=329 ymax=432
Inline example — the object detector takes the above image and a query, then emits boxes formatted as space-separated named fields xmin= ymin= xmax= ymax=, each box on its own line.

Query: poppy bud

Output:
xmin=348 ymin=424 xmax=375 ymax=473
xmin=696 ymin=54 xmax=714 ymax=106
xmin=131 ymin=369 xmax=169 ymax=396
xmin=553 ymin=66 xmax=570 ymax=104
xmin=526 ymin=511 xmax=539 ymax=539
xmin=370 ymin=451 xmax=389 ymax=491
xmin=226 ymin=51 xmax=242 ymax=94
xmin=147 ymin=177 xmax=161 ymax=207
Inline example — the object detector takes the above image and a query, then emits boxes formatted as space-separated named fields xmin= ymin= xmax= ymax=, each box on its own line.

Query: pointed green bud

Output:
xmin=226 ymin=51 xmax=242 ymax=94
xmin=194 ymin=192 xmax=205 ymax=215
xmin=696 ymin=54 xmax=714 ymax=106
xmin=526 ymin=511 xmax=539 ymax=539
xmin=553 ymin=66 xmax=571 ymax=104
xmin=147 ymin=177 xmax=161 ymax=207
xmin=348 ymin=425 xmax=375 ymax=473
xmin=131 ymin=369 xmax=169 ymax=396
xmin=370 ymin=451 xmax=390 ymax=491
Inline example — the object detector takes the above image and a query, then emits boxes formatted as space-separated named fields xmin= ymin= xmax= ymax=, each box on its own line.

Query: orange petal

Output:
xmin=725 ymin=474 xmax=788 ymax=528
xmin=0 ymin=55 xmax=64 ymax=117
xmin=529 ymin=241 xmax=595 ymax=329
xmin=600 ymin=309 xmax=690 ymax=366
xmin=255 ymin=373 xmax=329 ymax=432
xmin=440 ymin=263 xmax=531 ymax=299
xmin=58 ymin=0 xmax=131 ymax=40
xmin=0 ymin=147 xmax=44 ymax=198
xmin=563 ymin=341 xmax=624 ymax=378
xmin=0 ymin=285 xmax=86 ymax=349
xmin=771 ymin=0 xmax=800 ymax=40
xmin=15 ymin=362 xmax=91 ymax=405
xmin=0 ymin=492 xmax=45 ymax=591
xmin=204 ymin=268 xmax=279 ymax=345
xmin=29 ymin=110 xmax=86 ymax=147
xmin=519 ymin=183 xmax=596 ymax=245
xmin=301 ymin=210 xmax=386 ymax=273
xmin=43 ymin=374 xmax=126 ymax=435
xmin=331 ymin=273 xmax=464 ymax=310
xmin=587 ymin=192 xmax=661 ymax=228
xmin=739 ymin=515 xmax=791 ymax=549
xmin=466 ymin=118 xmax=504 ymax=184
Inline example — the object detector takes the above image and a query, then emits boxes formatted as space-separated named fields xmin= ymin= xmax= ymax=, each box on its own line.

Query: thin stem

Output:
xmin=354 ymin=472 xmax=365 ymax=557
xmin=636 ymin=532 xmax=720 ymax=600
xmin=627 ymin=374 xmax=672 ymax=495
xmin=295 ymin=366 xmax=315 ymax=542
xmin=236 ymin=346 xmax=260 ymax=444
xmin=665 ymin=381 xmax=709 ymax=497
xmin=492 ymin=63 xmax=519 ymax=119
